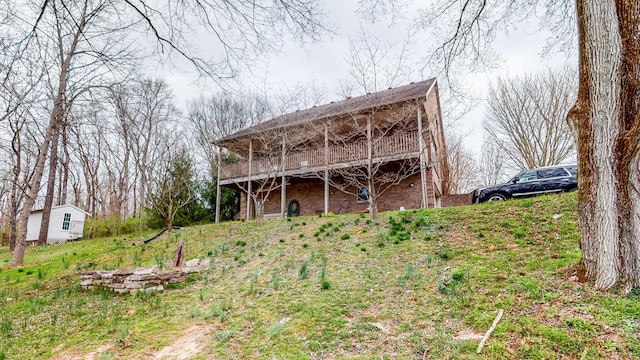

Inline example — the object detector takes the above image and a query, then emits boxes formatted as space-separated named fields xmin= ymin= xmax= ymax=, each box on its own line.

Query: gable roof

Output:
xmin=214 ymin=78 xmax=436 ymax=144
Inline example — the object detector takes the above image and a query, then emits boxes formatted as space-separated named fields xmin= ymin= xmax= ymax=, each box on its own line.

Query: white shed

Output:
xmin=26 ymin=204 xmax=90 ymax=245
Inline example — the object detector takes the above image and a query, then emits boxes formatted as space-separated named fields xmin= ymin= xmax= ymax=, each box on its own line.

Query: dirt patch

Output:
xmin=154 ymin=324 xmax=214 ymax=360
xmin=52 ymin=343 xmax=114 ymax=360
xmin=454 ymin=329 xmax=484 ymax=341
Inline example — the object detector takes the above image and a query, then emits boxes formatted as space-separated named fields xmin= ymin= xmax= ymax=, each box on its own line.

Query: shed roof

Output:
xmin=214 ymin=78 xmax=436 ymax=144
xmin=30 ymin=204 xmax=91 ymax=216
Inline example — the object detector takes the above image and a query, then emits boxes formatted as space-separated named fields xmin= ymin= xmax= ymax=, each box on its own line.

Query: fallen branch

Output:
xmin=477 ymin=309 xmax=504 ymax=354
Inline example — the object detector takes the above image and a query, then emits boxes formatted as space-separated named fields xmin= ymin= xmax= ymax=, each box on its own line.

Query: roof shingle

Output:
xmin=215 ymin=78 xmax=436 ymax=144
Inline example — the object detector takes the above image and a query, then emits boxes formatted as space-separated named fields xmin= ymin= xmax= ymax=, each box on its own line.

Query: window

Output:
xmin=357 ymin=187 xmax=370 ymax=202
xmin=538 ymin=167 xmax=568 ymax=179
xmin=62 ymin=213 xmax=71 ymax=231
xmin=515 ymin=170 xmax=537 ymax=183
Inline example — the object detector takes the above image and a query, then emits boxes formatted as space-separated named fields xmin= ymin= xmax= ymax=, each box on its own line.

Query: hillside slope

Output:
xmin=1 ymin=193 xmax=639 ymax=359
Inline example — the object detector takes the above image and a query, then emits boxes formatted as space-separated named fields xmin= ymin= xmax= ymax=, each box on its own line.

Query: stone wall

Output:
xmin=79 ymin=258 xmax=209 ymax=294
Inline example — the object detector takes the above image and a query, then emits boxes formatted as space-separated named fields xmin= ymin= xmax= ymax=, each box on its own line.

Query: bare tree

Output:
xmin=4 ymin=0 xmax=326 ymax=267
xmin=337 ymin=30 xmax=414 ymax=96
xmin=479 ymin=140 xmax=507 ymax=186
xmin=148 ymin=147 xmax=195 ymax=231
xmin=188 ymin=92 xmax=270 ymax=179
xmin=445 ymin=131 xmax=480 ymax=193
xmin=318 ymin=105 xmax=422 ymax=220
xmin=483 ymin=67 xmax=577 ymax=171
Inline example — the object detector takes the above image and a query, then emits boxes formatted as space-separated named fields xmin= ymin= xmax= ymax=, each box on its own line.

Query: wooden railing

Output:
xmin=220 ymin=132 xmax=420 ymax=180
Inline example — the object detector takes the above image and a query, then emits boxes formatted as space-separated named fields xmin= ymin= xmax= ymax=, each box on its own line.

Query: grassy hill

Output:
xmin=1 ymin=193 xmax=639 ymax=359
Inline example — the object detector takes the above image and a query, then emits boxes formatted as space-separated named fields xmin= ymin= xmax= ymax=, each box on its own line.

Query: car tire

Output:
xmin=486 ymin=193 xmax=507 ymax=202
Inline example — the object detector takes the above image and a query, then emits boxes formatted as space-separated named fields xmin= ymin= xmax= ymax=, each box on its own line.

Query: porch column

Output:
xmin=324 ymin=123 xmax=329 ymax=215
xmin=281 ymin=134 xmax=287 ymax=217
xmin=417 ymin=99 xmax=428 ymax=208
xmin=215 ymin=146 xmax=222 ymax=223
xmin=246 ymin=140 xmax=253 ymax=220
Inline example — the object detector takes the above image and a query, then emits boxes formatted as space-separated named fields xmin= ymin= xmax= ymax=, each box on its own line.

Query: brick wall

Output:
xmin=442 ymin=194 xmax=471 ymax=207
xmin=251 ymin=173 xmax=433 ymax=217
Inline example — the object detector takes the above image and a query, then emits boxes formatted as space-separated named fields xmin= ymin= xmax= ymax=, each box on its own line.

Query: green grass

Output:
xmin=0 ymin=193 xmax=638 ymax=359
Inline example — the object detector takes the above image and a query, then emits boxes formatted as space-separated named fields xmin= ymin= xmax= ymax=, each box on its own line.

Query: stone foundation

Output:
xmin=79 ymin=258 xmax=209 ymax=294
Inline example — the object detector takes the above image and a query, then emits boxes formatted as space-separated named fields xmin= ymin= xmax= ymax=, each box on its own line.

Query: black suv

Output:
xmin=471 ymin=164 xmax=577 ymax=203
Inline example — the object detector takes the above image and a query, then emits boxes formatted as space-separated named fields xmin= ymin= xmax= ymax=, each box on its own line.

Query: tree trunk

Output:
xmin=59 ymin=123 xmax=70 ymax=205
xmin=570 ymin=0 xmax=640 ymax=292
xmin=11 ymin=120 xmax=56 ymax=267
xmin=37 ymin=122 xmax=61 ymax=246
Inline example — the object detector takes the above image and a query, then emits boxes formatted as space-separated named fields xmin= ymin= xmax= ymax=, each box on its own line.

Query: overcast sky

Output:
xmin=160 ymin=0 xmax=577 ymax=155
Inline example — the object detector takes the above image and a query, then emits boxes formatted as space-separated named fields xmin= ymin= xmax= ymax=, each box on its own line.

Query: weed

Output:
xmin=272 ymin=271 xmax=280 ymax=290
xmin=299 ymin=261 xmax=309 ymax=280
xmin=236 ymin=240 xmax=247 ymax=246
xmin=154 ymin=253 xmax=167 ymax=270
xmin=513 ymin=228 xmax=527 ymax=238
xmin=0 ymin=317 xmax=11 ymax=337
xmin=299 ymin=233 xmax=304 ymax=238
xmin=321 ymin=280 xmax=331 ymax=290
xmin=279 ymin=239 xmax=285 ymax=243
xmin=341 ymin=233 xmax=350 ymax=240
xmin=216 ymin=330 xmax=235 ymax=343
xmin=401 ymin=264 xmax=414 ymax=284
xmin=377 ymin=241 xmax=385 ymax=248
xmin=265 ymin=323 xmax=286 ymax=338
xmin=36 ymin=268 xmax=48 ymax=280
xmin=132 ymin=251 xmax=142 ymax=267
xmin=360 ymin=247 xmax=366 ymax=252
xmin=302 ymin=243 xmax=308 ymax=248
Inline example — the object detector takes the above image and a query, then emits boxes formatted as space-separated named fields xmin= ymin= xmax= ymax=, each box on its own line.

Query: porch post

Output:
xmin=247 ymin=139 xmax=253 ymax=220
xmin=324 ymin=123 xmax=329 ymax=215
xmin=215 ymin=146 xmax=222 ymax=223
xmin=281 ymin=134 xmax=287 ymax=218
xmin=417 ymin=99 xmax=428 ymax=208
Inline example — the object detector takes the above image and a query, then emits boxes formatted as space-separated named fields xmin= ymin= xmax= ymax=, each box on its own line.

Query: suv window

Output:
xmin=565 ymin=166 xmax=577 ymax=176
xmin=538 ymin=167 xmax=568 ymax=179
xmin=516 ymin=170 xmax=537 ymax=183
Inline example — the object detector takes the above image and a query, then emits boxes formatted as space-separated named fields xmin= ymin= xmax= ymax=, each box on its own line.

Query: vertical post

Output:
xmin=247 ymin=139 xmax=253 ymax=220
xmin=366 ymin=116 xmax=374 ymax=212
xmin=215 ymin=146 xmax=222 ymax=223
xmin=417 ymin=99 xmax=428 ymax=208
xmin=324 ymin=123 xmax=329 ymax=215
xmin=281 ymin=133 xmax=287 ymax=218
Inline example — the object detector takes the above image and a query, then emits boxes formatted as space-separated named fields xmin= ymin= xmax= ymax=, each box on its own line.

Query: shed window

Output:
xmin=62 ymin=213 xmax=71 ymax=231
xmin=357 ymin=187 xmax=370 ymax=203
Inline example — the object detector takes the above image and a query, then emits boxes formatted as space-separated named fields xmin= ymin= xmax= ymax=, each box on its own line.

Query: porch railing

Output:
xmin=220 ymin=132 xmax=420 ymax=180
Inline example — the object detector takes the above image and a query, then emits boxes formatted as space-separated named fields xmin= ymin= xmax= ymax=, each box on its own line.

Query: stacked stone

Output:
xmin=80 ymin=267 xmax=188 ymax=294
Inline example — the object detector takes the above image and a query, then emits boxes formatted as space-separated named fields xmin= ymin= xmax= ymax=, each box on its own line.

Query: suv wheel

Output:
xmin=486 ymin=193 xmax=507 ymax=202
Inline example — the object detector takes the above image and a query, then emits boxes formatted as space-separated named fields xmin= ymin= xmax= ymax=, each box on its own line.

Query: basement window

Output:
xmin=356 ymin=187 xmax=370 ymax=203
xmin=62 ymin=213 xmax=71 ymax=231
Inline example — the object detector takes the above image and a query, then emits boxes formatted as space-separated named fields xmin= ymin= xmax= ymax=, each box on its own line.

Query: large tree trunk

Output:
xmin=37 ymin=121 xmax=60 ymax=246
xmin=11 ymin=120 xmax=56 ymax=267
xmin=570 ymin=0 xmax=640 ymax=292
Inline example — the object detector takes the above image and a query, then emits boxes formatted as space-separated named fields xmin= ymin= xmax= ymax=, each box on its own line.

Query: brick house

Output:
xmin=213 ymin=78 xmax=450 ymax=221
